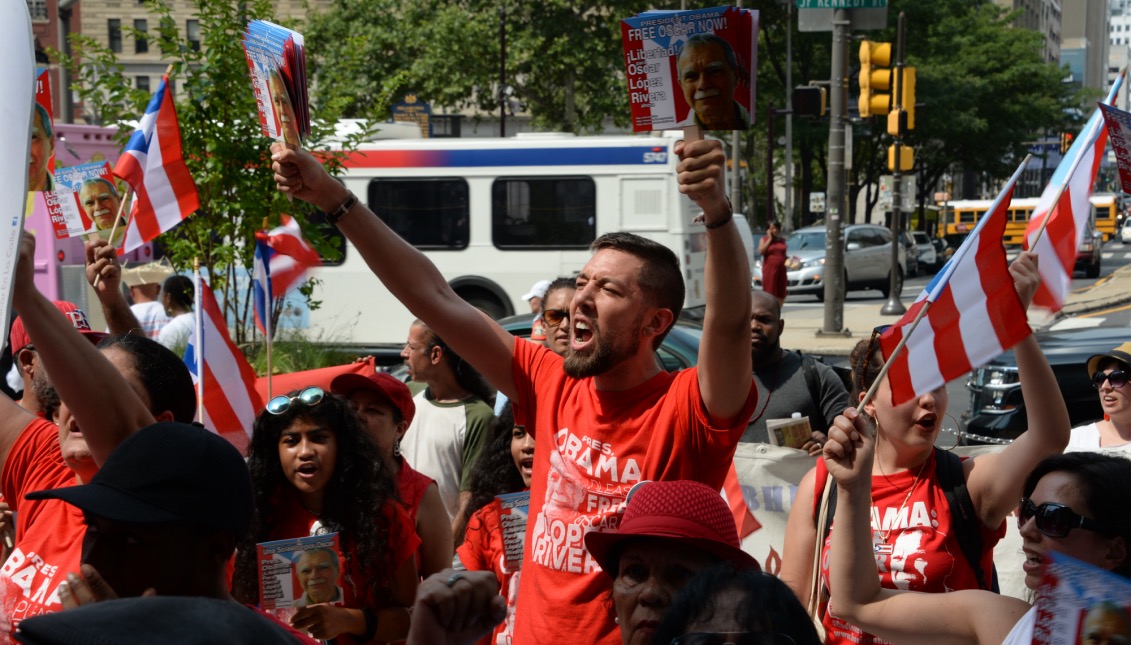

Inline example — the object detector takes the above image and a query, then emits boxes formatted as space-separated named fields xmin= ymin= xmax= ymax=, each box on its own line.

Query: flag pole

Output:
xmin=193 ymin=257 xmax=204 ymax=424
xmin=91 ymin=187 xmax=132 ymax=289
xmin=263 ymin=219 xmax=274 ymax=400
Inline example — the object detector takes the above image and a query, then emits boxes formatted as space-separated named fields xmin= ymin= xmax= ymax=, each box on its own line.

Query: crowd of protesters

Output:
xmin=0 ymin=137 xmax=1125 ymax=645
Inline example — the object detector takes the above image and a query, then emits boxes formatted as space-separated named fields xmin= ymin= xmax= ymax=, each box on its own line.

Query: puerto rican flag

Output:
xmin=1024 ymin=71 xmax=1124 ymax=310
xmin=879 ymin=160 xmax=1032 ymax=407
xmin=113 ymin=75 xmax=199 ymax=254
xmin=184 ymin=277 xmax=262 ymax=453
xmin=252 ymin=215 xmax=320 ymax=333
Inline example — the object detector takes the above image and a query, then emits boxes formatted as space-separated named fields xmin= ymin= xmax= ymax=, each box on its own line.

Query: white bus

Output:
xmin=304 ymin=132 xmax=755 ymax=353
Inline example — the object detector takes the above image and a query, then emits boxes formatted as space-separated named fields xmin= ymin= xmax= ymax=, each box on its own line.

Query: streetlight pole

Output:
xmin=784 ymin=1 xmax=795 ymax=233
xmin=820 ymin=9 xmax=850 ymax=335
xmin=881 ymin=12 xmax=907 ymax=316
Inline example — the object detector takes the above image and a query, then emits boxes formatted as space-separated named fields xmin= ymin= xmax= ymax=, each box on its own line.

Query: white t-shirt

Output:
xmin=158 ymin=312 xmax=194 ymax=350
xmin=130 ymin=301 xmax=170 ymax=340
xmin=1066 ymin=421 xmax=1131 ymax=456
xmin=1001 ymin=605 xmax=1036 ymax=645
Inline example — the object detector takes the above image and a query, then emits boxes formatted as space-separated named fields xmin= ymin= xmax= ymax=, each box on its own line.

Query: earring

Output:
xmin=614 ymin=617 xmax=619 ymax=625
xmin=393 ymin=439 xmax=402 ymax=458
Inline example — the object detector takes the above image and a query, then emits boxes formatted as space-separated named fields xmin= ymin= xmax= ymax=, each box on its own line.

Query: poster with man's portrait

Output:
xmin=47 ymin=162 xmax=124 ymax=240
xmin=621 ymin=6 xmax=758 ymax=132
xmin=30 ymin=68 xmax=55 ymax=193
xmin=256 ymin=533 xmax=345 ymax=616
xmin=1032 ymin=552 xmax=1131 ymax=644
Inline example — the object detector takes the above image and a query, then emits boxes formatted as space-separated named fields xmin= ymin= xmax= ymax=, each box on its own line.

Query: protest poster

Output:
xmin=620 ymin=6 xmax=758 ymax=132
xmin=31 ymin=68 xmax=55 ymax=193
xmin=4 ymin=5 xmax=35 ymax=364
xmin=257 ymin=532 xmax=345 ymax=621
xmin=243 ymin=20 xmax=309 ymax=145
xmin=765 ymin=415 xmax=813 ymax=450
xmin=1031 ymin=552 xmax=1131 ymax=644
xmin=1099 ymin=102 xmax=1131 ymax=195
xmin=48 ymin=162 xmax=120 ymax=240
xmin=498 ymin=491 xmax=530 ymax=571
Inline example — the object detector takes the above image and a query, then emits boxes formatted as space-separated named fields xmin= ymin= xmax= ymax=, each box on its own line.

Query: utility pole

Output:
xmin=731 ymin=0 xmax=743 ymax=217
xmin=820 ymin=9 xmax=850 ymax=335
xmin=881 ymin=12 xmax=907 ymax=316
xmin=499 ymin=7 xmax=506 ymax=138
xmin=784 ymin=0 xmax=794 ymax=233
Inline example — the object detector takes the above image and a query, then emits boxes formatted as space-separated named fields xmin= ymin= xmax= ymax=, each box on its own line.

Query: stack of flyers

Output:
xmin=243 ymin=20 xmax=310 ymax=145
xmin=257 ymin=532 xmax=344 ymax=623
xmin=497 ymin=491 xmax=530 ymax=571
xmin=620 ymin=6 xmax=758 ymax=132
xmin=47 ymin=161 xmax=123 ymax=240
xmin=1032 ymin=552 xmax=1131 ymax=644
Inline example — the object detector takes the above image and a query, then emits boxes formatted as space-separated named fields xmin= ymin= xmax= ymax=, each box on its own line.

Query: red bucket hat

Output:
xmin=9 ymin=301 xmax=106 ymax=355
xmin=585 ymin=480 xmax=761 ymax=576
xmin=329 ymin=371 xmax=415 ymax=427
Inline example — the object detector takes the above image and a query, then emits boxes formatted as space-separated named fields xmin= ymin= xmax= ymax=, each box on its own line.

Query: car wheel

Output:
xmin=879 ymin=266 xmax=903 ymax=298
xmin=1086 ymin=257 xmax=1101 ymax=279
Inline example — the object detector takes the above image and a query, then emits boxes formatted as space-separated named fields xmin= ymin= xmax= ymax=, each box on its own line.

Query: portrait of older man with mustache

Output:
xmin=676 ymin=33 xmax=750 ymax=131
xmin=79 ymin=178 xmax=124 ymax=232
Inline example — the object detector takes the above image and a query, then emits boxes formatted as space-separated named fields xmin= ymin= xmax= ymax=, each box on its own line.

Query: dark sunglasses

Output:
xmin=266 ymin=386 xmax=325 ymax=416
xmin=1092 ymin=370 xmax=1128 ymax=389
xmin=542 ymin=308 xmax=569 ymax=328
xmin=1018 ymin=497 xmax=1109 ymax=538
xmin=672 ymin=633 xmax=796 ymax=645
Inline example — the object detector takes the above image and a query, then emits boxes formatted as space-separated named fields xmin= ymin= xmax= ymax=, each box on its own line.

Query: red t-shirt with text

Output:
xmin=508 ymin=341 xmax=757 ymax=645
xmin=0 ymin=418 xmax=84 ymax=641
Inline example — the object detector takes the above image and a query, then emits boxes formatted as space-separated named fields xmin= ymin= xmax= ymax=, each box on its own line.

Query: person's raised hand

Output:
xmin=58 ymin=564 xmax=154 ymax=610
xmin=13 ymin=232 xmax=38 ymax=303
xmin=674 ymin=139 xmax=729 ymax=225
xmin=822 ymin=407 xmax=875 ymax=489
xmin=290 ymin=604 xmax=357 ymax=641
xmin=85 ymin=238 xmax=122 ymax=296
xmin=407 ymin=570 xmax=505 ymax=645
xmin=1009 ymin=251 xmax=1040 ymax=310
xmin=269 ymin=143 xmax=348 ymax=213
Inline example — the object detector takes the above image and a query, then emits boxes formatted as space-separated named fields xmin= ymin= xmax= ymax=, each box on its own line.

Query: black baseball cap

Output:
xmin=27 ymin=422 xmax=253 ymax=539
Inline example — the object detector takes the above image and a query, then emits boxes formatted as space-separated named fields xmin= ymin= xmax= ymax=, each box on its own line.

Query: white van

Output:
xmin=305 ymin=132 xmax=754 ymax=353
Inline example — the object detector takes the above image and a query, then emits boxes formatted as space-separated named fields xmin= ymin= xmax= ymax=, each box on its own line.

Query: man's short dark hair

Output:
xmin=591 ymin=232 xmax=684 ymax=348
xmin=97 ymin=334 xmax=196 ymax=422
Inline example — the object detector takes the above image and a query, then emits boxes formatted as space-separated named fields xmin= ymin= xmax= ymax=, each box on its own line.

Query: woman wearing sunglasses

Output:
xmin=232 ymin=387 xmax=421 ymax=643
xmin=780 ymin=252 xmax=1072 ymax=643
xmin=1068 ymin=342 xmax=1131 ymax=454
xmin=824 ymin=410 xmax=1129 ymax=645
xmin=539 ymin=277 xmax=577 ymax=357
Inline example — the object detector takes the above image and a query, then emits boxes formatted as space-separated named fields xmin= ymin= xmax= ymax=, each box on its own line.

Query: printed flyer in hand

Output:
xmin=47 ymin=161 xmax=121 ymax=240
xmin=242 ymin=20 xmax=309 ymax=145
xmin=257 ymin=532 xmax=345 ymax=623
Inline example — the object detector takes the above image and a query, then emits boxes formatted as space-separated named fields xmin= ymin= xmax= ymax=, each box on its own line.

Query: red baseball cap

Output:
xmin=9 ymin=301 xmax=106 ymax=355
xmin=585 ymin=480 xmax=761 ymax=575
xmin=330 ymin=371 xmax=415 ymax=427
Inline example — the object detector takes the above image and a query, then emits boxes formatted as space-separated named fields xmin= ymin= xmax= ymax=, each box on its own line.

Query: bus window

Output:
xmin=367 ymin=178 xmax=470 ymax=249
xmin=492 ymin=177 xmax=596 ymax=249
xmin=958 ymin=210 xmax=976 ymax=223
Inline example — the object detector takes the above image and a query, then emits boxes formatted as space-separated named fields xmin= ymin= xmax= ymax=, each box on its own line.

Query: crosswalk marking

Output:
xmin=1049 ymin=317 xmax=1107 ymax=331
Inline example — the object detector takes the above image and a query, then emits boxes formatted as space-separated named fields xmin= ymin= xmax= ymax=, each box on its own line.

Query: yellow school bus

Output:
xmin=940 ymin=195 xmax=1117 ymax=245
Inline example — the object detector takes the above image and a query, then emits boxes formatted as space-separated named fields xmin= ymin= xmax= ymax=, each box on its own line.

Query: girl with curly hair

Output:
xmin=233 ymin=387 xmax=420 ymax=643
xmin=453 ymin=402 xmax=534 ymax=645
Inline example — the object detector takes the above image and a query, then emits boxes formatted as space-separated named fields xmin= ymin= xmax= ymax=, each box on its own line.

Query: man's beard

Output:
xmin=30 ymin=368 xmax=60 ymax=419
xmin=562 ymin=318 xmax=641 ymax=379
xmin=750 ymin=336 xmax=782 ymax=368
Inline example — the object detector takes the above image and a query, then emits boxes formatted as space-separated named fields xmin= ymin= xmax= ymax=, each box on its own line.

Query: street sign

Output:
xmin=797 ymin=0 xmax=886 ymax=7
xmin=810 ymin=192 xmax=826 ymax=213
xmin=798 ymin=7 xmax=888 ymax=31
xmin=878 ymin=175 xmax=915 ymax=212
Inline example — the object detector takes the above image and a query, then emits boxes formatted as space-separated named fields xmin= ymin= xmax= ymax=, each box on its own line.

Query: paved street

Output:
xmin=777 ymin=240 xmax=1131 ymax=445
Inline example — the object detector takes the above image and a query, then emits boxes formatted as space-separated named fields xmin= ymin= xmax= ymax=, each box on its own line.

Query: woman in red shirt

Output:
xmin=233 ymin=387 xmax=420 ymax=643
xmin=454 ymin=403 xmax=534 ymax=645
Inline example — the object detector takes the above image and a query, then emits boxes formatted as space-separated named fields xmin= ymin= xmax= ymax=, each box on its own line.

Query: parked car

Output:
xmin=900 ymin=232 xmax=920 ymax=277
xmin=910 ymin=231 xmax=939 ymax=272
xmin=1074 ymin=220 xmax=1103 ymax=279
xmin=1121 ymin=218 xmax=1131 ymax=244
xmin=753 ymin=224 xmax=907 ymax=301
xmin=963 ymin=326 xmax=1128 ymax=444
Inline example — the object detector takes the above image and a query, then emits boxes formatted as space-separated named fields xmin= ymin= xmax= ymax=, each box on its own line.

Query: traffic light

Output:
xmin=888 ymin=145 xmax=914 ymax=172
xmin=1060 ymin=132 xmax=1074 ymax=154
xmin=858 ymin=41 xmax=892 ymax=118
xmin=886 ymin=67 xmax=916 ymax=136
xmin=793 ymin=86 xmax=827 ymax=118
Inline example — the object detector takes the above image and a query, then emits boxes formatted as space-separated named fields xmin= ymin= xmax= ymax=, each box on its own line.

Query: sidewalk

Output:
xmin=784 ymin=263 xmax=1131 ymax=356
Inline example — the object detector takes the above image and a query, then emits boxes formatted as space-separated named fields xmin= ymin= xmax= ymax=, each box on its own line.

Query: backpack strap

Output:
xmin=934 ymin=449 xmax=994 ymax=591
xmin=812 ymin=458 xmax=838 ymax=550
xmin=799 ymin=353 xmax=829 ymax=433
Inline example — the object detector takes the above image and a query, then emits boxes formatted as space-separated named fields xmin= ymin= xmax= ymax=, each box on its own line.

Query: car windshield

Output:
xmin=787 ymin=231 xmax=825 ymax=251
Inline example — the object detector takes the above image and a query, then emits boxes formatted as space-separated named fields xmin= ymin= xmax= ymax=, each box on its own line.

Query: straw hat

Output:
xmin=121 ymin=258 xmax=175 ymax=287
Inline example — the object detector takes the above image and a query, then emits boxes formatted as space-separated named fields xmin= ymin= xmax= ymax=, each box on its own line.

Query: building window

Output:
xmin=186 ymin=19 xmax=201 ymax=52
xmin=27 ymin=1 xmax=48 ymax=21
xmin=109 ymin=19 xmax=122 ymax=53
xmin=368 ymin=179 xmax=470 ymax=249
xmin=136 ymin=76 xmax=150 ymax=93
xmin=135 ymin=19 xmax=149 ymax=54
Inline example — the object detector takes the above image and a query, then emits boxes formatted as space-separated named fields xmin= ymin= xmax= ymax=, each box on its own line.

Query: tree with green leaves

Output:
xmin=55 ymin=0 xmax=399 ymax=344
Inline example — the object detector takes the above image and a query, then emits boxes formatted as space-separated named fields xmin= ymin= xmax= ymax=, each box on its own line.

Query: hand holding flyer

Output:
xmin=243 ymin=20 xmax=309 ymax=145
xmin=257 ymin=532 xmax=345 ymax=619
xmin=47 ymin=162 xmax=125 ymax=242
xmin=620 ymin=6 xmax=758 ymax=132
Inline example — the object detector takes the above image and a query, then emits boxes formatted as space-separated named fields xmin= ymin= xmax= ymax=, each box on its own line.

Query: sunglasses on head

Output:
xmin=672 ymin=633 xmax=797 ymax=645
xmin=542 ymin=308 xmax=569 ymax=328
xmin=266 ymin=386 xmax=325 ymax=416
xmin=1092 ymin=370 xmax=1128 ymax=389
xmin=1018 ymin=497 xmax=1109 ymax=538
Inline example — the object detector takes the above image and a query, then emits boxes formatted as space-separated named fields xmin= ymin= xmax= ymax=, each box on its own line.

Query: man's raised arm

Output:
xmin=269 ymin=144 xmax=517 ymax=399
xmin=676 ymin=139 xmax=753 ymax=423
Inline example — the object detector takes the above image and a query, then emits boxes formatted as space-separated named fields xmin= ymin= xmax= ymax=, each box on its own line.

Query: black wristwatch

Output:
xmin=326 ymin=191 xmax=359 ymax=225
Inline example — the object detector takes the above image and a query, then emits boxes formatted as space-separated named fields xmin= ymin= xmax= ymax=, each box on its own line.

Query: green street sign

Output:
xmin=797 ymin=0 xmax=887 ymax=8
